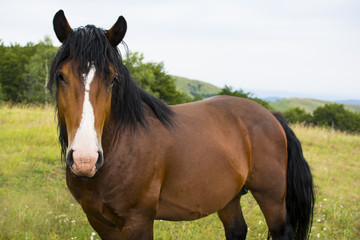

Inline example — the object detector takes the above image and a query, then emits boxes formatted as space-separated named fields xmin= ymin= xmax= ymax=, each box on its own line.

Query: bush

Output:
xmin=283 ymin=104 xmax=360 ymax=134
xmin=312 ymin=104 xmax=360 ymax=133
xmin=283 ymin=107 xmax=312 ymax=124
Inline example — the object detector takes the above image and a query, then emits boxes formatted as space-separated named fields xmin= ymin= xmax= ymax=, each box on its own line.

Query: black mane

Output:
xmin=48 ymin=25 xmax=173 ymax=159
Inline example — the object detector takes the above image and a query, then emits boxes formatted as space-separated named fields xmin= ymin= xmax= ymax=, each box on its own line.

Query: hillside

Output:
xmin=173 ymin=76 xmax=221 ymax=98
xmin=269 ymin=98 xmax=360 ymax=113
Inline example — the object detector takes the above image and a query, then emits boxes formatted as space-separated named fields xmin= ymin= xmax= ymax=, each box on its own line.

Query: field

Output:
xmin=0 ymin=105 xmax=359 ymax=239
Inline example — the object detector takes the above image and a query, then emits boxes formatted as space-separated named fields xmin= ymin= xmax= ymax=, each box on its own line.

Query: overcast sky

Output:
xmin=1 ymin=0 xmax=359 ymax=100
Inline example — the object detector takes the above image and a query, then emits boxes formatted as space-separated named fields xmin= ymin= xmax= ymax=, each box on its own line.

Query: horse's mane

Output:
xmin=48 ymin=25 xmax=173 ymax=160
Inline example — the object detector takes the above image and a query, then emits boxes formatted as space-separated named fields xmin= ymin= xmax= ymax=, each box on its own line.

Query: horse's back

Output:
xmin=190 ymin=96 xmax=288 ymax=191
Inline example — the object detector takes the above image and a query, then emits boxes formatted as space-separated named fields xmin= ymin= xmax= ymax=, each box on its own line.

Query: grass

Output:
xmin=0 ymin=105 xmax=359 ymax=239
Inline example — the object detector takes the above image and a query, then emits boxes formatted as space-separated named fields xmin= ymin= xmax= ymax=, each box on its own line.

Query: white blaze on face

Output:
xmin=70 ymin=65 xmax=99 ymax=167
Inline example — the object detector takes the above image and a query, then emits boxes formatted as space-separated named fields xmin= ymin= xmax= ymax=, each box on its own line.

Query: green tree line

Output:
xmin=0 ymin=38 xmax=271 ymax=106
xmin=0 ymin=37 xmax=57 ymax=103
xmin=0 ymin=39 xmax=191 ymax=104
xmin=0 ymin=38 xmax=274 ymax=107
xmin=283 ymin=105 xmax=360 ymax=133
xmin=1 ymin=39 xmax=359 ymax=134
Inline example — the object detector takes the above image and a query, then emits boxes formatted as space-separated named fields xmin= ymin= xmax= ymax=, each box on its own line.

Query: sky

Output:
xmin=1 ymin=0 xmax=359 ymax=101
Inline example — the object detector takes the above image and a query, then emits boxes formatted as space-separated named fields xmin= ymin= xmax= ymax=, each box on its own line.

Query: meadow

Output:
xmin=0 ymin=105 xmax=359 ymax=239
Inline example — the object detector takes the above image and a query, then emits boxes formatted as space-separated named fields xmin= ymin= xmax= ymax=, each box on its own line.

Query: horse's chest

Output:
xmin=66 ymin=175 xmax=123 ymax=227
xmin=79 ymin=190 xmax=125 ymax=228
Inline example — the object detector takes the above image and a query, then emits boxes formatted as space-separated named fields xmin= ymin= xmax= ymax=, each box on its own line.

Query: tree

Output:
xmin=0 ymin=83 xmax=3 ymax=103
xmin=0 ymin=38 xmax=57 ymax=103
xmin=218 ymin=85 xmax=272 ymax=109
xmin=192 ymin=94 xmax=205 ymax=102
xmin=283 ymin=107 xmax=312 ymax=124
xmin=0 ymin=41 xmax=4 ymax=102
xmin=124 ymin=52 xmax=190 ymax=104
xmin=0 ymin=43 xmax=36 ymax=102
xmin=24 ymin=37 xmax=57 ymax=103
xmin=312 ymin=103 xmax=360 ymax=133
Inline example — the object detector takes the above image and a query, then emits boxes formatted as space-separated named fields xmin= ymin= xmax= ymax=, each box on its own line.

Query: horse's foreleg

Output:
xmin=86 ymin=214 xmax=124 ymax=240
xmin=122 ymin=210 xmax=154 ymax=240
xmin=218 ymin=195 xmax=248 ymax=240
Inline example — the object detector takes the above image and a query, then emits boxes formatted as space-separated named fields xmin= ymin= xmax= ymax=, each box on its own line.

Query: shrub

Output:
xmin=283 ymin=107 xmax=312 ymax=124
xmin=312 ymin=104 xmax=360 ymax=133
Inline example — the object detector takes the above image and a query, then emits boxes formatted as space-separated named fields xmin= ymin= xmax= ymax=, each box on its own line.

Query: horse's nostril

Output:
xmin=95 ymin=150 xmax=104 ymax=169
xmin=66 ymin=149 xmax=74 ymax=167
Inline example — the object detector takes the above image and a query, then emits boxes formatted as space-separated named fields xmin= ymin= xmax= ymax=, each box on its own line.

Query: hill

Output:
xmin=270 ymin=98 xmax=360 ymax=113
xmin=173 ymin=76 xmax=221 ymax=98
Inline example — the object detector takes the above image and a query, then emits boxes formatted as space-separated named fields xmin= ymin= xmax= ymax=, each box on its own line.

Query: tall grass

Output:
xmin=0 ymin=105 xmax=359 ymax=239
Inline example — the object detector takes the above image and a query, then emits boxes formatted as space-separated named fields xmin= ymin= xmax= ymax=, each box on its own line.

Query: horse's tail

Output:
xmin=272 ymin=112 xmax=315 ymax=240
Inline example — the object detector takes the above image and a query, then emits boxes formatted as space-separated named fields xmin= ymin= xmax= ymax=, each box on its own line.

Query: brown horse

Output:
xmin=48 ymin=10 xmax=314 ymax=240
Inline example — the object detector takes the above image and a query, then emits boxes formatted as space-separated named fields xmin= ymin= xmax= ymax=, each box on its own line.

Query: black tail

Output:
xmin=273 ymin=112 xmax=315 ymax=240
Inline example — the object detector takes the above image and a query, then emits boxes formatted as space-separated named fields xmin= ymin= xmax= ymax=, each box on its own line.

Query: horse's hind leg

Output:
xmin=218 ymin=195 xmax=247 ymax=240
xmin=250 ymin=188 xmax=293 ymax=240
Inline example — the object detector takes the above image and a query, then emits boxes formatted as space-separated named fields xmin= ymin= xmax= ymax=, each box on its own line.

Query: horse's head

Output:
xmin=49 ymin=10 xmax=127 ymax=177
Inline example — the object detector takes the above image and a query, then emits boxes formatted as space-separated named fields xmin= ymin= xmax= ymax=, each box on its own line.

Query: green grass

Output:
xmin=270 ymin=98 xmax=360 ymax=113
xmin=0 ymin=105 xmax=95 ymax=239
xmin=0 ymin=105 xmax=359 ymax=239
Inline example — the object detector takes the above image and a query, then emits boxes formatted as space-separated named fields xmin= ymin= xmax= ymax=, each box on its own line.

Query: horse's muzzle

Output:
xmin=66 ymin=148 xmax=104 ymax=177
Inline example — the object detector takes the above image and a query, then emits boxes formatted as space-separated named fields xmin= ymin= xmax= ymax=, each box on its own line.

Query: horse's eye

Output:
xmin=56 ymin=72 xmax=65 ymax=82
xmin=111 ymin=76 xmax=119 ymax=85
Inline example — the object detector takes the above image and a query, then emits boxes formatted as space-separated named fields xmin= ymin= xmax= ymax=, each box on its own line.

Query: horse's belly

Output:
xmin=155 ymin=184 xmax=238 ymax=220
xmin=155 ymin=200 xmax=212 ymax=221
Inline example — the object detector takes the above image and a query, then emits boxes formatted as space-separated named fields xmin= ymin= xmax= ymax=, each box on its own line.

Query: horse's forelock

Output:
xmin=50 ymin=24 xmax=126 ymax=102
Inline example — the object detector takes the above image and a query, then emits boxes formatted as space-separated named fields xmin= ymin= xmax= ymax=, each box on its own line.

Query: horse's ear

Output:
xmin=53 ymin=10 xmax=72 ymax=43
xmin=106 ymin=16 xmax=127 ymax=47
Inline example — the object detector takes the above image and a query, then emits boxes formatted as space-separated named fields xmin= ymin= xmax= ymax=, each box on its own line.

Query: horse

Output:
xmin=48 ymin=10 xmax=314 ymax=240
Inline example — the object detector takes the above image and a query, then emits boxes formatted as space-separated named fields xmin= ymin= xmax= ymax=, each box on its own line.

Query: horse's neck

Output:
xmin=101 ymin=102 xmax=169 ymax=154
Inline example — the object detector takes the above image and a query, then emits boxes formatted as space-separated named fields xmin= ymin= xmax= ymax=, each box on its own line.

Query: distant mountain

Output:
xmin=270 ymin=98 xmax=360 ymax=113
xmin=334 ymin=100 xmax=360 ymax=105
xmin=173 ymin=76 xmax=221 ymax=98
xmin=263 ymin=96 xmax=285 ymax=102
